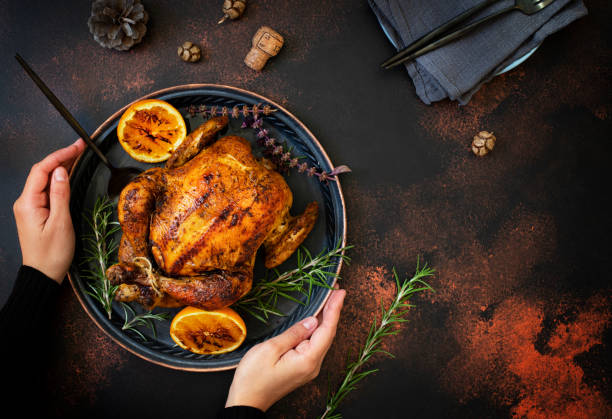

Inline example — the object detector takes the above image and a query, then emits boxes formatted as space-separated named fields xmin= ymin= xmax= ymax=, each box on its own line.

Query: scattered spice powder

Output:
xmin=442 ymin=294 xmax=611 ymax=418
xmin=510 ymin=294 xmax=611 ymax=418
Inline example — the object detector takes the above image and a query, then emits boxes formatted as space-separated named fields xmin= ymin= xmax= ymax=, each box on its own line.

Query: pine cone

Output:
xmin=87 ymin=0 xmax=149 ymax=51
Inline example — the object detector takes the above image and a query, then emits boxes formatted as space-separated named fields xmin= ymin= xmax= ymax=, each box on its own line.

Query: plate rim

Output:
xmin=67 ymin=83 xmax=347 ymax=372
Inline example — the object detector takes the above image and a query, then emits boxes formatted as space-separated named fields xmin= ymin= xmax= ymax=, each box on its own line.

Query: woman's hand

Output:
xmin=13 ymin=139 xmax=86 ymax=284
xmin=226 ymin=287 xmax=346 ymax=412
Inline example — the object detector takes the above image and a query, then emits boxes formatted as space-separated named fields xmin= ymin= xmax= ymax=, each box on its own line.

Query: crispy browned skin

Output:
xmin=263 ymin=201 xmax=318 ymax=268
xmin=165 ymin=116 xmax=227 ymax=168
xmin=106 ymin=117 xmax=318 ymax=310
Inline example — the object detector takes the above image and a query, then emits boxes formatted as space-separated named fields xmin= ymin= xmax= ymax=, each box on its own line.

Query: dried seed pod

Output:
xmin=218 ymin=0 xmax=247 ymax=24
xmin=472 ymin=131 xmax=496 ymax=156
xmin=178 ymin=41 xmax=202 ymax=63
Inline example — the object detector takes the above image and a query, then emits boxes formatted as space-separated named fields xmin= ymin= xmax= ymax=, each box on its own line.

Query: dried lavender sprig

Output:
xmin=243 ymin=116 xmax=351 ymax=182
xmin=187 ymin=103 xmax=276 ymax=119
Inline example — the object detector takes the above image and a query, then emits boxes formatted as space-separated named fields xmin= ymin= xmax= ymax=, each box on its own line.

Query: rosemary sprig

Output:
xmin=120 ymin=303 xmax=170 ymax=341
xmin=82 ymin=195 xmax=121 ymax=319
xmin=321 ymin=261 xmax=435 ymax=419
xmin=81 ymin=195 xmax=170 ymax=337
xmin=233 ymin=241 xmax=352 ymax=323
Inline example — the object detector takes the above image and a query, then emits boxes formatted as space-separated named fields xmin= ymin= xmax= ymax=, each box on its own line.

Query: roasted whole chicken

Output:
xmin=106 ymin=116 xmax=318 ymax=310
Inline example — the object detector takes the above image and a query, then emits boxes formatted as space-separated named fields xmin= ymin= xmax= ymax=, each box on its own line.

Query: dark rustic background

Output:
xmin=1 ymin=0 xmax=611 ymax=418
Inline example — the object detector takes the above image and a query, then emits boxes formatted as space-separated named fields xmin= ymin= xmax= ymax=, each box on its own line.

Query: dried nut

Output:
xmin=219 ymin=0 xmax=247 ymax=24
xmin=472 ymin=131 xmax=496 ymax=156
xmin=177 ymin=41 xmax=201 ymax=63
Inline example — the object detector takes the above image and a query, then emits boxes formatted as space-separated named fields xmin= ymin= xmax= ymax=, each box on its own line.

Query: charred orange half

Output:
xmin=170 ymin=306 xmax=247 ymax=355
xmin=117 ymin=99 xmax=187 ymax=163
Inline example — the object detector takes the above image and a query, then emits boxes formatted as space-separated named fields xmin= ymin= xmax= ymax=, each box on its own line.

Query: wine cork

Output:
xmin=244 ymin=26 xmax=284 ymax=71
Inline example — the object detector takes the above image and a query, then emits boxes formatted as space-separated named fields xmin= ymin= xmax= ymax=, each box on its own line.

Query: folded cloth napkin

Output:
xmin=369 ymin=0 xmax=587 ymax=104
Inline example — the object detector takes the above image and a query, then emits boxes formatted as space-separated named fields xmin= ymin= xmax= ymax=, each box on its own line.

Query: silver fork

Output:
xmin=383 ymin=0 xmax=557 ymax=69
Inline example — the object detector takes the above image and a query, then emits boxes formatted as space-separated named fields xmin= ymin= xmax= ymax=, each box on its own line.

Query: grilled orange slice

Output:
xmin=117 ymin=99 xmax=187 ymax=163
xmin=170 ymin=306 xmax=247 ymax=355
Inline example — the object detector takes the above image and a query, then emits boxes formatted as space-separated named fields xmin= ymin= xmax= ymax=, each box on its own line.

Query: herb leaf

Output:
xmin=121 ymin=303 xmax=170 ymax=340
xmin=81 ymin=195 xmax=120 ymax=319
xmin=321 ymin=261 xmax=435 ymax=419
xmin=81 ymin=195 xmax=169 ymax=339
xmin=233 ymin=241 xmax=351 ymax=323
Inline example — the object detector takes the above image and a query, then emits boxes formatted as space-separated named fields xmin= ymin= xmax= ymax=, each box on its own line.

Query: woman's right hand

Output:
xmin=226 ymin=287 xmax=346 ymax=412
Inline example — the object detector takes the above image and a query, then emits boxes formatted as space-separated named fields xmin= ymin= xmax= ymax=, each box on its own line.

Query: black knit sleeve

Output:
xmin=0 ymin=266 xmax=61 ymax=413
xmin=217 ymin=406 xmax=266 ymax=419
xmin=0 ymin=265 xmax=61 ymax=336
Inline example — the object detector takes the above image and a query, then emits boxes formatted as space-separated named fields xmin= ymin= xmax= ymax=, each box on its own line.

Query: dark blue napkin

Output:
xmin=370 ymin=0 xmax=587 ymax=104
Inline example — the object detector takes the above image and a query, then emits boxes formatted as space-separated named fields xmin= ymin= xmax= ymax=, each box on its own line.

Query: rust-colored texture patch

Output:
xmin=445 ymin=295 xmax=611 ymax=418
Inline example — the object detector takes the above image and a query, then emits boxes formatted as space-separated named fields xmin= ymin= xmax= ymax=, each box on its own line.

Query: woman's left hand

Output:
xmin=13 ymin=139 xmax=86 ymax=283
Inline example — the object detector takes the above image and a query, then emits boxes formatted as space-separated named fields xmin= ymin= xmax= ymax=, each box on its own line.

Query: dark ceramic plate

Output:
xmin=68 ymin=84 xmax=346 ymax=372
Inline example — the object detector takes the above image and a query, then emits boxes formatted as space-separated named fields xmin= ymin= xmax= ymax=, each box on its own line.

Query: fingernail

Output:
xmin=302 ymin=317 xmax=317 ymax=330
xmin=53 ymin=167 xmax=67 ymax=182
